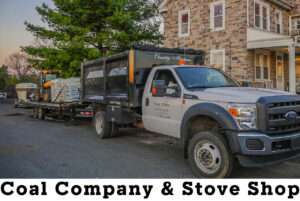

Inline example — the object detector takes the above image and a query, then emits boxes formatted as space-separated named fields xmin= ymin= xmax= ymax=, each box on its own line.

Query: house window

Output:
xmin=292 ymin=20 xmax=300 ymax=31
xmin=275 ymin=11 xmax=282 ymax=33
xmin=210 ymin=1 xmax=225 ymax=31
xmin=178 ymin=10 xmax=190 ymax=37
xmin=210 ymin=49 xmax=225 ymax=71
xmin=254 ymin=1 xmax=269 ymax=31
xmin=255 ymin=3 xmax=261 ymax=27
xmin=255 ymin=53 xmax=269 ymax=81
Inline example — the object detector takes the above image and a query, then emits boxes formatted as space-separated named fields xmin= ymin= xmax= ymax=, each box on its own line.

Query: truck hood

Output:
xmin=192 ymin=87 xmax=293 ymax=103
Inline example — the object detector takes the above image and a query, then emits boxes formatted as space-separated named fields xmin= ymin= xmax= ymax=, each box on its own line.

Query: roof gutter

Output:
xmin=267 ymin=0 xmax=293 ymax=10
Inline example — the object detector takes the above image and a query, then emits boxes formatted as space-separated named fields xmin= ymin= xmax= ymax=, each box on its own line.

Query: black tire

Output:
xmin=44 ymin=89 xmax=51 ymax=102
xmin=188 ymin=131 xmax=233 ymax=178
xmin=37 ymin=108 xmax=45 ymax=120
xmin=94 ymin=111 xmax=111 ymax=138
xmin=33 ymin=107 xmax=38 ymax=119
xmin=110 ymin=123 xmax=119 ymax=137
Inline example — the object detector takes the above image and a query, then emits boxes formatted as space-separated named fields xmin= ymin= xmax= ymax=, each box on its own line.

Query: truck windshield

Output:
xmin=45 ymin=74 xmax=58 ymax=82
xmin=176 ymin=67 xmax=239 ymax=89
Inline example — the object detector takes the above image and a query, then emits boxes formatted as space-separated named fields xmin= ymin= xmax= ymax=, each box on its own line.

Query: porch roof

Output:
xmin=247 ymin=38 xmax=297 ymax=49
xmin=247 ymin=27 xmax=299 ymax=49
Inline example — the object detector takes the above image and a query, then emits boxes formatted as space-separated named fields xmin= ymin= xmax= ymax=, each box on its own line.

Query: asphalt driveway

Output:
xmin=0 ymin=99 xmax=299 ymax=178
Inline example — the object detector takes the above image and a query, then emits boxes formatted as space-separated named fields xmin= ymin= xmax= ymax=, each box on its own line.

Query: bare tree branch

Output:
xmin=5 ymin=52 xmax=38 ymax=81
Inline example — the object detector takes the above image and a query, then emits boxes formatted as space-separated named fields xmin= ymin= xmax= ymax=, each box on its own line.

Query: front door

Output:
xmin=276 ymin=53 xmax=284 ymax=91
xmin=142 ymin=69 xmax=183 ymax=138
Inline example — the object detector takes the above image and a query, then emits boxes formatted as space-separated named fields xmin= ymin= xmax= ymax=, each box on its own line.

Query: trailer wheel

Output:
xmin=110 ymin=123 xmax=119 ymax=137
xmin=33 ymin=107 xmax=38 ymax=119
xmin=94 ymin=111 xmax=111 ymax=138
xmin=188 ymin=131 xmax=233 ymax=178
xmin=37 ymin=108 xmax=45 ymax=120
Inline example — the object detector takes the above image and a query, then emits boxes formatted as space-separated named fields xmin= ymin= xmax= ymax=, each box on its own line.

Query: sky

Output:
xmin=0 ymin=0 xmax=164 ymax=67
xmin=0 ymin=0 xmax=53 ymax=66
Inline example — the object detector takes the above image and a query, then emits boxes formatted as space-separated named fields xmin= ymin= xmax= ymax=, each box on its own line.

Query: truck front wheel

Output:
xmin=188 ymin=131 xmax=233 ymax=178
xmin=94 ymin=111 xmax=111 ymax=138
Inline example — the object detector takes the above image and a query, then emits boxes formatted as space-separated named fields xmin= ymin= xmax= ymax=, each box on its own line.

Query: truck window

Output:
xmin=152 ymin=70 xmax=179 ymax=96
xmin=45 ymin=74 xmax=58 ymax=82
xmin=176 ymin=67 xmax=239 ymax=89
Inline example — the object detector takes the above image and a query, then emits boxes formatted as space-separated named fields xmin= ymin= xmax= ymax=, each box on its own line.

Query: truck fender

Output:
xmin=180 ymin=103 xmax=239 ymax=157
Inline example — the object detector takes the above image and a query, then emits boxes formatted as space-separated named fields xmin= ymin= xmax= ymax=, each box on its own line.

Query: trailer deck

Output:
xmin=17 ymin=99 xmax=93 ymax=118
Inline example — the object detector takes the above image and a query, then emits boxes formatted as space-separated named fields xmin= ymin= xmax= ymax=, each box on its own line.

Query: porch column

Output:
xmin=289 ymin=44 xmax=296 ymax=94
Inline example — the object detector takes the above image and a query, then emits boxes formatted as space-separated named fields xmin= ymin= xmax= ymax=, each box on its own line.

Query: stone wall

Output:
xmin=162 ymin=0 xmax=294 ymax=89
xmin=248 ymin=0 xmax=290 ymax=35
xmin=291 ymin=0 xmax=300 ymax=15
xmin=163 ymin=0 xmax=250 ymax=83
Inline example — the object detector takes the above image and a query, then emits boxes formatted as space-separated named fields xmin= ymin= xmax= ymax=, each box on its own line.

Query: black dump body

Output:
xmin=81 ymin=46 xmax=204 ymax=107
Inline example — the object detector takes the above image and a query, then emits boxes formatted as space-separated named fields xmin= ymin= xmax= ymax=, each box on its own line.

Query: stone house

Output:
xmin=159 ymin=0 xmax=300 ymax=93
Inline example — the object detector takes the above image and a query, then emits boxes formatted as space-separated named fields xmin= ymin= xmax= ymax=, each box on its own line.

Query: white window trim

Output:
xmin=254 ymin=0 xmax=270 ymax=31
xmin=178 ymin=9 xmax=190 ymax=37
xmin=275 ymin=10 xmax=282 ymax=34
xmin=291 ymin=19 xmax=300 ymax=32
xmin=255 ymin=50 xmax=270 ymax=82
xmin=210 ymin=49 xmax=226 ymax=71
xmin=210 ymin=0 xmax=225 ymax=31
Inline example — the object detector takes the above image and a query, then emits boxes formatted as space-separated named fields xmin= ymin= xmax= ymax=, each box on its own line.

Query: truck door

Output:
xmin=142 ymin=69 xmax=183 ymax=138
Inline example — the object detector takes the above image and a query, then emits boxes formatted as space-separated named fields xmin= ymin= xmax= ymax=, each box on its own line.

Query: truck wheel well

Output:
xmin=184 ymin=115 xmax=225 ymax=158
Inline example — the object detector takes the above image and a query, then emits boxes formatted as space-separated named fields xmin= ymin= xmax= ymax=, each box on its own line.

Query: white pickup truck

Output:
xmin=82 ymin=46 xmax=300 ymax=178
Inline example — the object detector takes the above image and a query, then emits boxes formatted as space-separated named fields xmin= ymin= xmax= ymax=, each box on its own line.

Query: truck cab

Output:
xmin=142 ymin=65 xmax=300 ymax=178
xmin=82 ymin=46 xmax=300 ymax=178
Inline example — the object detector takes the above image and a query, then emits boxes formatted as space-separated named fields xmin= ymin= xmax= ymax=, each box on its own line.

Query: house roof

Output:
xmin=158 ymin=0 xmax=293 ymax=13
xmin=158 ymin=0 xmax=169 ymax=13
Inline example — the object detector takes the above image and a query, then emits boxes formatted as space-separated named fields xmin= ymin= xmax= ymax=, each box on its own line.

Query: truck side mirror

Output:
xmin=152 ymin=80 xmax=166 ymax=97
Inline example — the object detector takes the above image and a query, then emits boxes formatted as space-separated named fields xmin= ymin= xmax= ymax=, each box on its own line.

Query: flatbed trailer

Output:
xmin=18 ymin=99 xmax=93 ymax=120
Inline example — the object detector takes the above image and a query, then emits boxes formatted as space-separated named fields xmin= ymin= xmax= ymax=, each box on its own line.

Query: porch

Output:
xmin=247 ymin=27 xmax=300 ymax=94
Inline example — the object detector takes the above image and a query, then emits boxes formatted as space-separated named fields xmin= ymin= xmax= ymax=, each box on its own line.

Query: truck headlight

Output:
xmin=228 ymin=104 xmax=257 ymax=130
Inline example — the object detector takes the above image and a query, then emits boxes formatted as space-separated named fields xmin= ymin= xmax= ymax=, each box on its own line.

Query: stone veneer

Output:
xmin=162 ymin=0 xmax=299 ymax=88
xmin=163 ymin=0 xmax=249 ymax=83
xmin=248 ymin=0 xmax=291 ymax=35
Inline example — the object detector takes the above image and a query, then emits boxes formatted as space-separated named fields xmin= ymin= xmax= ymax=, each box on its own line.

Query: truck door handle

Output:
xmin=145 ymin=98 xmax=149 ymax=106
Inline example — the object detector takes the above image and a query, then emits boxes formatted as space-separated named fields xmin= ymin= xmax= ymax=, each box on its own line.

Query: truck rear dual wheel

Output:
xmin=94 ymin=111 xmax=112 ymax=139
xmin=111 ymin=123 xmax=119 ymax=137
xmin=94 ymin=111 xmax=119 ymax=138
xmin=188 ymin=131 xmax=233 ymax=178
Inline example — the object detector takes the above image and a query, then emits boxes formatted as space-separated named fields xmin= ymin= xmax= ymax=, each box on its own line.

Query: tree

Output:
xmin=0 ymin=65 xmax=9 ymax=89
xmin=5 ymin=52 xmax=38 ymax=82
xmin=22 ymin=0 xmax=163 ymax=77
